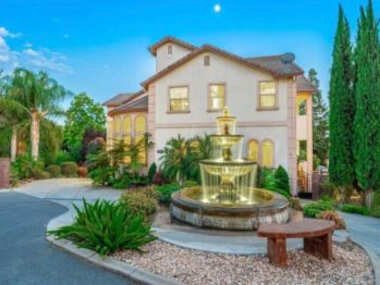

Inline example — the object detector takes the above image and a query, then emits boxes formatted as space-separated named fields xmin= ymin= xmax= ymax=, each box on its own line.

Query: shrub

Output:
xmin=11 ymin=155 xmax=44 ymax=180
xmin=61 ymin=161 xmax=78 ymax=177
xmin=31 ymin=169 xmax=51 ymax=180
xmin=120 ymin=187 xmax=158 ymax=218
xmin=48 ymin=199 xmax=156 ymax=255
xmin=303 ymin=200 xmax=334 ymax=218
xmin=46 ymin=165 xmax=61 ymax=177
xmin=55 ymin=150 xmax=74 ymax=165
xmin=274 ymin=165 xmax=290 ymax=195
xmin=112 ymin=174 xmax=131 ymax=189
xmin=156 ymin=183 xmax=180 ymax=205
xmin=316 ymin=210 xmax=346 ymax=230
xmin=147 ymin=163 xmax=157 ymax=184
xmin=341 ymin=204 xmax=370 ymax=216
xmin=89 ymin=166 xmax=115 ymax=186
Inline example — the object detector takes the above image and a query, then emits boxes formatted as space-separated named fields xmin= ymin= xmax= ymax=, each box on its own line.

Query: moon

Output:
xmin=213 ymin=4 xmax=221 ymax=13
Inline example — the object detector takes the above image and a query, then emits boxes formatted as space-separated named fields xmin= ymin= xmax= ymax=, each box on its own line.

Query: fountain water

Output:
xmin=170 ymin=107 xmax=289 ymax=230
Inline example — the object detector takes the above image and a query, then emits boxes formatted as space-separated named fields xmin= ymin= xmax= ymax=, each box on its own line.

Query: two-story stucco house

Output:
xmin=103 ymin=36 xmax=315 ymax=194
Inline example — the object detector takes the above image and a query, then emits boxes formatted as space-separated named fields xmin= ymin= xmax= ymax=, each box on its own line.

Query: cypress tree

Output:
xmin=328 ymin=6 xmax=354 ymax=186
xmin=308 ymin=68 xmax=329 ymax=166
xmin=353 ymin=0 xmax=380 ymax=204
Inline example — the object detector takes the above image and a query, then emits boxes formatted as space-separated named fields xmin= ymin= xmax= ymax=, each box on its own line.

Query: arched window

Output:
xmin=247 ymin=140 xmax=259 ymax=162
xmin=134 ymin=115 xmax=147 ymax=164
xmin=122 ymin=115 xmax=132 ymax=144
xmin=262 ymin=139 xmax=274 ymax=168
xmin=113 ymin=116 xmax=121 ymax=138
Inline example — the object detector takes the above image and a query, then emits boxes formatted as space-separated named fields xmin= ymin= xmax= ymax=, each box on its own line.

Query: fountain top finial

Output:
xmin=222 ymin=106 xmax=230 ymax=116
xmin=216 ymin=106 xmax=237 ymax=135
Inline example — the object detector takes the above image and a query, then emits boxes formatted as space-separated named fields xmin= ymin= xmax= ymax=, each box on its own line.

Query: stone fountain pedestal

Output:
xmin=170 ymin=188 xmax=289 ymax=231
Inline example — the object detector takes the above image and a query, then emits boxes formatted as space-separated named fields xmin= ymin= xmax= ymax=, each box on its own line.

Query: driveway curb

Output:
xmin=350 ymin=237 xmax=380 ymax=285
xmin=46 ymin=235 xmax=180 ymax=285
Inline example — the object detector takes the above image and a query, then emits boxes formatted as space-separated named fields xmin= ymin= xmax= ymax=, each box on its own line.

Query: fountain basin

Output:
xmin=170 ymin=187 xmax=289 ymax=230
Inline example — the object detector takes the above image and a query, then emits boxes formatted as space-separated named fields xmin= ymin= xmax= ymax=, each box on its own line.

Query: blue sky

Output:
xmin=1 ymin=0 xmax=379 ymax=107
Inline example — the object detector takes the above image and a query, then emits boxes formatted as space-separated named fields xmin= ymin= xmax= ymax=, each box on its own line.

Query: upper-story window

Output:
xmin=258 ymin=81 xmax=277 ymax=110
xmin=168 ymin=45 xmax=173 ymax=55
xmin=204 ymin=55 xmax=210 ymax=66
xmin=208 ymin=84 xmax=225 ymax=111
xmin=168 ymin=86 xmax=189 ymax=112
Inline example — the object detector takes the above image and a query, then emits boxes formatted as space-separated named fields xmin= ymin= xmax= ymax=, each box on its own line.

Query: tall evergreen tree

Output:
xmin=353 ymin=0 xmax=380 ymax=204
xmin=308 ymin=68 xmax=328 ymax=166
xmin=328 ymin=5 xmax=354 ymax=186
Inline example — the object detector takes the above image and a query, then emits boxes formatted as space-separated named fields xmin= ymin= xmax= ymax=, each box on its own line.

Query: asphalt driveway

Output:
xmin=0 ymin=191 xmax=134 ymax=285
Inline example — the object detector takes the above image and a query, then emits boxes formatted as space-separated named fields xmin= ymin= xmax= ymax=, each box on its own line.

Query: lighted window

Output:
xmin=122 ymin=116 xmax=132 ymax=163
xmin=135 ymin=115 xmax=147 ymax=164
xmin=262 ymin=139 xmax=274 ymax=167
xmin=259 ymin=81 xmax=276 ymax=109
xmin=122 ymin=116 xmax=131 ymax=136
xmin=247 ymin=140 xmax=259 ymax=162
xmin=169 ymin=86 xmax=189 ymax=112
xmin=113 ymin=116 xmax=121 ymax=138
xmin=204 ymin=55 xmax=210 ymax=66
xmin=208 ymin=84 xmax=225 ymax=111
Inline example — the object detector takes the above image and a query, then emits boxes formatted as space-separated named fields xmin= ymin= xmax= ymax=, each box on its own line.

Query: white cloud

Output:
xmin=0 ymin=27 xmax=20 ymax=38
xmin=0 ymin=26 xmax=72 ymax=74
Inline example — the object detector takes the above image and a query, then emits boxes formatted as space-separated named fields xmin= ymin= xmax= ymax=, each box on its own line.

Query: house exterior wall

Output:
xmin=149 ymin=52 xmax=296 ymax=190
xmin=156 ymin=43 xmax=192 ymax=72
xmin=154 ymin=52 xmax=289 ymax=125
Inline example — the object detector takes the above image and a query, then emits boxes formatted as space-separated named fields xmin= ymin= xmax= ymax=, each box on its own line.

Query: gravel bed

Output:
xmin=113 ymin=240 xmax=374 ymax=285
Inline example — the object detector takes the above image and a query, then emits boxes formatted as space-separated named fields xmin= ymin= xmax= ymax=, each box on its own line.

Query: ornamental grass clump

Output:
xmin=48 ymin=199 xmax=156 ymax=255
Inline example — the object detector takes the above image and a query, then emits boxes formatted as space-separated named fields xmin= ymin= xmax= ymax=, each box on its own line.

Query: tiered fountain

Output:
xmin=170 ymin=107 xmax=289 ymax=230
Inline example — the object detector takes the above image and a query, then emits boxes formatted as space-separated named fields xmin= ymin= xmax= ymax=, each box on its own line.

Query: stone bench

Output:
xmin=257 ymin=218 xmax=335 ymax=267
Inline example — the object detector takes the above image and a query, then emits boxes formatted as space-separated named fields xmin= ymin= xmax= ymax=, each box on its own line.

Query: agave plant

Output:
xmin=48 ymin=199 xmax=156 ymax=255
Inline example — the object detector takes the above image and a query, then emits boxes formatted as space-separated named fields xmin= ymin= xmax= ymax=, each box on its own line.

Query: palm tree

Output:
xmin=0 ymin=72 xmax=29 ymax=161
xmin=7 ymin=68 xmax=71 ymax=160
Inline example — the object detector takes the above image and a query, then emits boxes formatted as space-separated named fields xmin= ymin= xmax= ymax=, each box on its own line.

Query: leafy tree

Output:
xmin=353 ymin=0 xmax=380 ymax=205
xmin=308 ymin=69 xmax=329 ymax=166
xmin=64 ymin=92 xmax=105 ymax=162
xmin=7 ymin=68 xmax=71 ymax=160
xmin=328 ymin=6 xmax=354 ymax=187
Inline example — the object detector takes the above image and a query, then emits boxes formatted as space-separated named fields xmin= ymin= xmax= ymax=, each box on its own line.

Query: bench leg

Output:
xmin=267 ymin=237 xmax=287 ymax=267
xmin=303 ymin=232 xmax=332 ymax=260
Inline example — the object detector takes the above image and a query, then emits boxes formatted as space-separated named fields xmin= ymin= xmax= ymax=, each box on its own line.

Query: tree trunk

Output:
xmin=10 ymin=127 xmax=17 ymax=162
xmin=31 ymin=111 xmax=40 ymax=161
xmin=364 ymin=189 xmax=374 ymax=208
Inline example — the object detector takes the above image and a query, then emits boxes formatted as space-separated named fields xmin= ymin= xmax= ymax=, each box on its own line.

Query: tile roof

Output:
xmin=108 ymin=94 xmax=148 ymax=116
xmin=141 ymin=44 xmax=304 ymax=88
xmin=103 ymin=90 xmax=145 ymax=107
xmin=149 ymin=36 xmax=197 ymax=56
xmin=296 ymin=75 xmax=317 ymax=92
xmin=245 ymin=53 xmax=304 ymax=77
